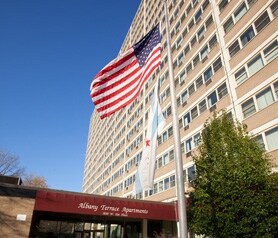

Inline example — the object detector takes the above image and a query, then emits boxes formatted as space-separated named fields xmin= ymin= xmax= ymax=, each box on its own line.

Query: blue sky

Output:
xmin=0 ymin=0 xmax=140 ymax=192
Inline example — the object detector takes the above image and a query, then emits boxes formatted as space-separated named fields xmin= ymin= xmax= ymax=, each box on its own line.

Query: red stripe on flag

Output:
xmin=95 ymin=48 xmax=161 ymax=116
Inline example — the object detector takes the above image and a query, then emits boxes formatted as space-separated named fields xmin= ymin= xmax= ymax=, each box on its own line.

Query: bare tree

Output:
xmin=23 ymin=174 xmax=48 ymax=188
xmin=0 ymin=150 xmax=25 ymax=176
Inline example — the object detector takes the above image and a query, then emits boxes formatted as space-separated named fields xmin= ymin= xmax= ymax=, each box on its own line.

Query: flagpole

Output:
xmin=163 ymin=1 xmax=188 ymax=238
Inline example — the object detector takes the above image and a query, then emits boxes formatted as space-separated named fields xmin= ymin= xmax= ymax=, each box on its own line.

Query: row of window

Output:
xmin=177 ymin=56 xmax=223 ymax=106
xmin=179 ymin=82 xmax=228 ymax=128
xmin=158 ymin=126 xmax=173 ymax=145
xmin=127 ymin=118 xmax=143 ymax=141
xmin=156 ymin=149 xmax=174 ymax=169
xmin=182 ymin=131 xmax=202 ymax=154
xmin=144 ymin=165 xmax=196 ymax=197
xmin=114 ymin=125 xmax=126 ymax=144
xmin=172 ymin=21 xmax=216 ymax=71
xmin=235 ymin=39 xmax=278 ymax=85
xmin=219 ymin=0 xmax=257 ymax=12
xmin=170 ymin=0 xmax=209 ymax=39
xmin=126 ymin=134 xmax=143 ymax=155
xmin=113 ymin=138 xmax=125 ymax=157
xmin=254 ymin=126 xmax=278 ymax=151
xmin=125 ymin=152 xmax=142 ymax=172
xmin=223 ymin=0 xmax=258 ymax=33
xmin=242 ymin=81 xmax=278 ymax=118
xmin=229 ymin=5 xmax=277 ymax=57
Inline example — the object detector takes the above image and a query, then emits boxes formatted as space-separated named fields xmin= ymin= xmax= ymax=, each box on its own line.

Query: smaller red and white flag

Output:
xmin=90 ymin=25 xmax=161 ymax=119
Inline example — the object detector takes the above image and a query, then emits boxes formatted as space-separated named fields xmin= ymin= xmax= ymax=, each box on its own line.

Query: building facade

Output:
xmin=83 ymin=0 xmax=278 ymax=202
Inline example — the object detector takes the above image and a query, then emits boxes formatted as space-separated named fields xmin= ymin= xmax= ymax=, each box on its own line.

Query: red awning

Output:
xmin=34 ymin=190 xmax=177 ymax=221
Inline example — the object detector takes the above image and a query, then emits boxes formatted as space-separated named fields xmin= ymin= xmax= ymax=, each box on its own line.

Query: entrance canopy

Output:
xmin=34 ymin=190 xmax=177 ymax=221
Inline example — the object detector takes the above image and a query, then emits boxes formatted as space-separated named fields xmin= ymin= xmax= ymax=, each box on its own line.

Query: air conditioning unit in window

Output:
xmin=184 ymin=125 xmax=189 ymax=131
xmin=186 ymin=151 xmax=192 ymax=157
xmin=182 ymin=101 xmax=187 ymax=107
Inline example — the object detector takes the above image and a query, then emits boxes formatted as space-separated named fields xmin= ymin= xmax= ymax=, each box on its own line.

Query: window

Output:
xmin=253 ymin=134 xmax=265 ymax=150
xmin=163 ymin=153 xmax=169 ymax=165
xmin=235 ymin=67 xmax=248 ymax=84
xmin=197 ymin=26 xmax=205 ymax=41
xmin=184 ymin=112 xmax=191 ymax=126
xmin=181 ymin=90 xmax=189 ymax=103
xmin=170 ymin=175 xmax=175 ymax=187
xmin=219 ymin=0 xmax=228 ymax=12
xmin=164 ymin=177 xmax=170 ymax=190
xmin=223 ymin=17 xmax=234 ymax=33
xmin=175 ymin=21 xmax=181 ymax=33
xmin=193 ymin=133 xmax=201 ymax=147
xmin=256 ymin=87 xmax=274 ymax=110
xmin=240 ymin=26 xmax=255 ymax=46
xmin=182 ymin=28 xmax=188 ymax=38
xmin=213 ymin=57 xmax=222 ymax=72
xmin=247 ymin=0 xmax=257 ymax=7
xmin=193 ymin=55 xmax=200 ymax=67
xmin=247 ymin=54 xmax=264 ymax=76
xmin=186 ymin=63 xmax=193 ymax=74
xmin=184 ymin=45 xmax=190 ymax=56
xmin=264 ymin=40 xmax=278 ymax=63
xmin=191 ymin=106 xmax=198 ymax=120
xmin=179 ymin=70 xmax=186 ymax=83
xmin=158 ymin=181 xmax=163 ymax=192
xmin=204 ymin=66 xmax=212 ymax=82
xmin=229 ymin=40 xmax=240 ymax=57
xmin=188 ymin=83 xmax=195 ymax=95
xmin=254 ymin=11 xmax=270 ymax=33
xmin=178 ymin=52 xmax=184 ymax=65
xmin=191 ymin=35 xmax=197 ymax=47
xmin=242 ymin=98 xmax=256 ymax=118
xmin=217 ymin=82 xmax=228 ymax=99
xmin=209 ymin=35 xmax=217 ymax=49
xmin=205 ymin=15 xmax=213 ymax=28
xmin=265 ymin=127 xmax=278 ymax=150
xmin=188 ymin=165 xmax=196 ymax=182
xmin=202 ymin=0 xmax=209 ymax=10
xmin=274 ymin=81 xmax=278 ymax=98
xmin=271 ymin=0 xmax=278 ymax=17
xmin=195 ymin=75 xmax=203 ymax=88
xmin=186 ymin=3 xmax=192 ymax=14
xmin=201 ymin=45 xmax=209 ymax=59
xmin=192 ymin=0 xmax=198 ymax=7
xmin=176 ymin=36 xmax=183 ymax=49
xmin=195 ymin=9 xmax=202 ymax=22
xmin=186 ymin=138 xmax=193 ymax=153
xmin=169 ymin=149 xmax=174 ymax=161
xmin=234 ymin=2 xmax=247 ymax=22
xmin=199 ymin=99 xmax=207 ymax=113
xmin=188 ymin=19 xmax=194 ymax=30
xmin=208 ymin=91 xmax=217 ymax=107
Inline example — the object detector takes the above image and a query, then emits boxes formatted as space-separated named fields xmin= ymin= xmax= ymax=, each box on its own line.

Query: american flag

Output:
xmin=90 ymin=25 xmax=161 ymax=119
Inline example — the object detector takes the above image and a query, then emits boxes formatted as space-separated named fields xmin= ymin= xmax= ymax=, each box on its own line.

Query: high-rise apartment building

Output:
xmin=83 ymin=0 xmax=278 ymax=203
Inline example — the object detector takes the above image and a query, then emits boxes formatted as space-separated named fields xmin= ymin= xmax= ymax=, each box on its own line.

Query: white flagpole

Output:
xmin=163 ymin=1 xmax=188 ymax=237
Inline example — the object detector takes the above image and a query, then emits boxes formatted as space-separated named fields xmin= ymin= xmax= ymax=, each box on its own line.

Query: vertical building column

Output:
xmin=210 ymin=0 xmax=242 ymax=121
